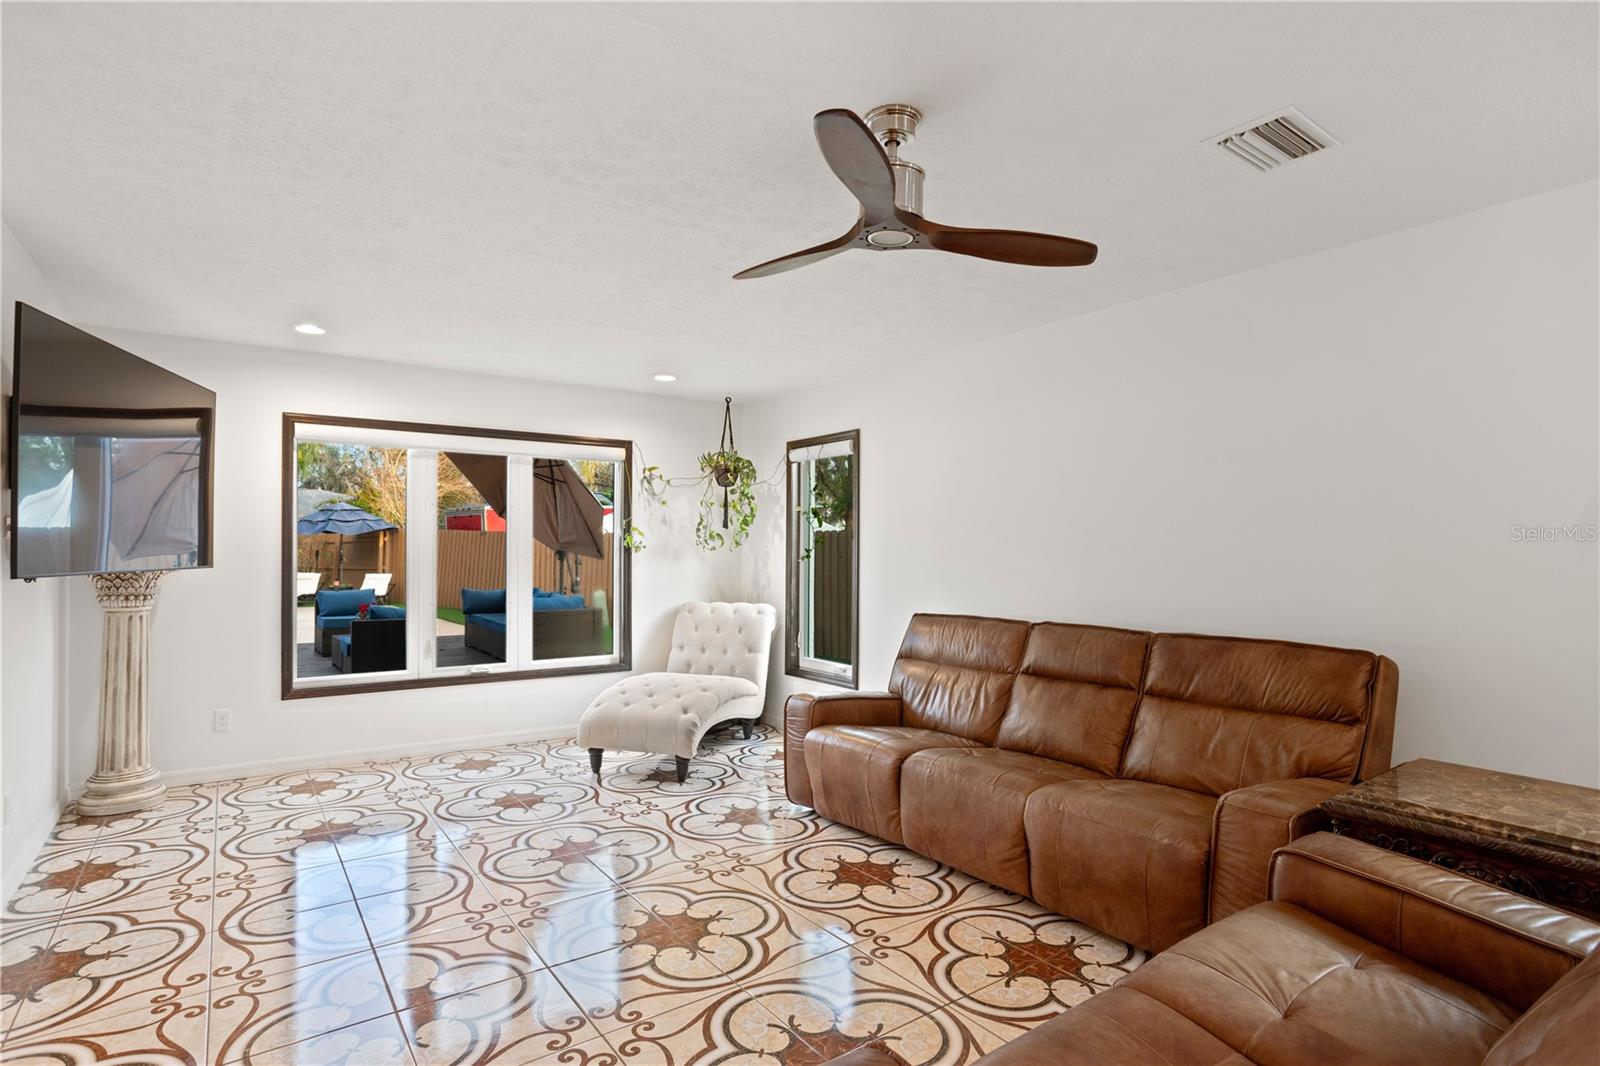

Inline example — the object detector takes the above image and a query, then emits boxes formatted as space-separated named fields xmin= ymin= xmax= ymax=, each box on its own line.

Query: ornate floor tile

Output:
xmin=212 ymin=859 xmax=359 ymax=930
xmin=206 ymin=948 xmax=393 ymax=1064
xmin=507 ymin=885 xmax=663 ymax=969
xmin=928 ymin=910 xmax=1144 ymax=1027
xmin=338 ymin=843 xmax=479 ymax=903
xmin=392 ymin=748 xmax=548 ymax=792
xmin=732 ymin=947 xmax=962 ymax=1064
xmin=354 ymin=876 xmax=505 ymax=952
xmin=3 ymin=842 xmax=104 ymax=925
xmin=2 ymin=731 xmax=1140 ymax=1063
xmin=597 ymin=983 xmax=810 ymax=1065
xmin=0 ymin=985 xmax=209 ymax=1065
xmin=395 ymin=966 xmax=595 ymax=1065
xmin=593 ymin=754 xmax=743 ymax=804
xmin=373 ymin=915 xmax=544 ymax=1006
xmin=551 ymin=943 xmax=745 ymax=1037
xmin=6 ymin=911 xmax=211 ymax=1038
xmin=221 ymin=1010 xmax=415 ymax=1065
xmin=213 ymin=809 xmax=366 ymax=876
xmin=640 ymin=791 xmax=865 ymax=861
xmin=210 ymin=896 xmax=374 ymax=989
xmin=720 ymin=839 xmax=1019 ymax=940
xmin=450 ymin=827 xmax=630 ymax=913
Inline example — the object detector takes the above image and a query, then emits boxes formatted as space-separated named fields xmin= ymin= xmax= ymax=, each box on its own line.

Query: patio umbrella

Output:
xmin=109 ymin=436 xmax=204 ymax=564
xmin=533 ymin=459 xmax=606 ymax=595
xmin=296 ymin=501 xmax=396 ymax=585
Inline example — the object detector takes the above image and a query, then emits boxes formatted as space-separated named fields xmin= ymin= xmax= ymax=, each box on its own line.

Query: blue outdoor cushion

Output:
xmin=535 ymin=593 xmax=585 ymax=611
xmin=316 ymin=588 xmax=377 ymax=619
xmin=369 ymin=604 xmax=406 ymax=620
xmin=460 ymin=588 xmax=506 ymax=614
xmin=466 ymin=612 xmax=507 ymax=633
xmin=316 ymin=614 xmax=360 ymax=631
xmin=335 ymin=634 xmax=352 ymax=653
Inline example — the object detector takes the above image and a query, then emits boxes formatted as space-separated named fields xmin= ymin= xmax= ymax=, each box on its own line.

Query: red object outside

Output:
xmin=444 ymin=505 xmax=506 ymax=532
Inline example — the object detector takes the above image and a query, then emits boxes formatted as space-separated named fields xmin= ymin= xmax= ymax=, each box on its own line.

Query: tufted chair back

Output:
xmin=665 ymin=602 xmax=777 ymax=693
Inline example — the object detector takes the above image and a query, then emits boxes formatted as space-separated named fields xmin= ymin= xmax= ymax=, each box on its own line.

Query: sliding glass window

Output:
xmin=284 ymin=415 xmax=630 ymax=697
xmin=786 ymin=430 xmax=858 ymax=688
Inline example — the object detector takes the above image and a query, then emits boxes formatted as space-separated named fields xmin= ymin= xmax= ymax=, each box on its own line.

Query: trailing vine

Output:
xmin=694 ymin=450 xmax=758 ymax=551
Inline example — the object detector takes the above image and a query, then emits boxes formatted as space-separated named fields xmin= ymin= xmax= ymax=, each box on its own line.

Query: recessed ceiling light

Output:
xmin=291 ymin=322 xmax=326 ymax=335
xmin=652 ymin=373 xmax=677 ymax=383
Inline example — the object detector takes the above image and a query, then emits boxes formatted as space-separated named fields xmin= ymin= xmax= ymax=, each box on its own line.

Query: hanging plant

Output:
xmin=624 ymin=399 xmax=776 ymax=554
xmin=694 ymin=449 xmax=757 ymax=550
xmin=691 ymin=398 xmax=758 ymax=550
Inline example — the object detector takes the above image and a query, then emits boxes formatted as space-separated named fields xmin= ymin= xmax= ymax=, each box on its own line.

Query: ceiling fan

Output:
xmin=733 ymin=104 xmax=1097 ymax=280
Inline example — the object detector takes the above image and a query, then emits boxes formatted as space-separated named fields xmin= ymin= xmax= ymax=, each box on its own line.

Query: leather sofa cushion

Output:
xmin=900 ymin=748 xmax=1106 ymax=895
xmin=972 ymin=982 xmax=1248 ymax=1065
xmin=994 ymin=622 xmax=1151 ymax=776
xmin=1483 ymin=947 xmax=1600 ymax=1066
xmin=804 ymin=725 xmax=981 ymax=843
xmin=1121 ymin=901 xmax=1516 ymax=1065
xmin=1122 ymin=634 xmax=1381 ymax=795
xmin=889 ymin=614 xmax=1030 ymax=743
xmin=1025 ymin=779 xmax=1216 ymax=952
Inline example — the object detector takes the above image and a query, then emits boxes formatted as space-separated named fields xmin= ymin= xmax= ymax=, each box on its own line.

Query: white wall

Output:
xmin=51 ymin=328 xmax=734 ymax=789
xmin=738 ymin=180 xmax=1600 ymax=788
xmin=1 ymin=225 xmax=71 ymax=897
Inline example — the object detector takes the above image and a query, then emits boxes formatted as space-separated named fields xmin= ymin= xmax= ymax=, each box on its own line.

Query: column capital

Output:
xmin=90 ymin=570 xmax=165 ymax=610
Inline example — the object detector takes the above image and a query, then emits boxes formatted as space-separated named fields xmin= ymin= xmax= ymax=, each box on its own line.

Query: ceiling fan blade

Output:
xmin=733 ymin=222 xmax=862 ymax=280
xmin=916 ymin=219 xmax=1098 ymax=267
xmin=814 ymin=109 xmax=899 ymax=225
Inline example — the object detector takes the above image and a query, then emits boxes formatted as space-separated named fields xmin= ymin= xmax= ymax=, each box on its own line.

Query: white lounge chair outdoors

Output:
xmin=296 ymin=572 xmax=321 ymax=598
xmin=360 ymin=572 xmax=393 ymax=602
xmin=578 ymin=601 xmax=776 ymax=782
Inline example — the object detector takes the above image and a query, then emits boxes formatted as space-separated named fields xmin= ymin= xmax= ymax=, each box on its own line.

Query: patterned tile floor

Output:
xmin=0 ymin=725 xmax=1144 ymax=1065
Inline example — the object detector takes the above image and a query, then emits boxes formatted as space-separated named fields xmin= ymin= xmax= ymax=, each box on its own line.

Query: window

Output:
xmin=283 ymin=415 xmax=630 ymax=697
xmin=786 ymin=430 xmax=858 ymax=688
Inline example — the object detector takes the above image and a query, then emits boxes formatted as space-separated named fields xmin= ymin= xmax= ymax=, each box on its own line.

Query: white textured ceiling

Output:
xmin=3 ymin=2 xmax=1595 ymax=400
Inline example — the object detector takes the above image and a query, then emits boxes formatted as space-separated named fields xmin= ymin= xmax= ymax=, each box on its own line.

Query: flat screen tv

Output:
xmin=8 ymin=303 xmax=214 ymax=578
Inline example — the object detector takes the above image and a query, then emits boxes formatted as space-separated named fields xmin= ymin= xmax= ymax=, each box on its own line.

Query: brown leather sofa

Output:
xmin=825 ymin=833 xmax=1600 ymax=1065
xmin=785 ymin=613 xmax=1399 ymax=952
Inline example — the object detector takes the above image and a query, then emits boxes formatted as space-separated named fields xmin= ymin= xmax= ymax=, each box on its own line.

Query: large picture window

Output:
xmin=786 ymin=430 xmax=858 ymax=688
xmin=283 ymin=414 xmax=630 ymax=697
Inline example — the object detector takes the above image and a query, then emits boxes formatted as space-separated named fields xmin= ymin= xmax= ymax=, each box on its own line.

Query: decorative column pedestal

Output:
xmin=78 ymin=571 xmax=168 ymax=815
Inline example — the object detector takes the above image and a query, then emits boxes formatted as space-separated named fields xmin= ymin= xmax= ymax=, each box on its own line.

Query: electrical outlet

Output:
xmin=213 ymin=709 xmax=232 ymax=732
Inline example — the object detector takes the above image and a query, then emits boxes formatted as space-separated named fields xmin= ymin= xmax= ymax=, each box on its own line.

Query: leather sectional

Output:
xmin=784 ymin=613 xmax=1399 ymax=952
xmin=827 ymin=832 xmax=1600 ymax=1065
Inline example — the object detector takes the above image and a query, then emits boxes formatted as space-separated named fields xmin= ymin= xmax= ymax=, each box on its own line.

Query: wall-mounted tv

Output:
xmin=7 ymin=303 xmax=214 ymax=579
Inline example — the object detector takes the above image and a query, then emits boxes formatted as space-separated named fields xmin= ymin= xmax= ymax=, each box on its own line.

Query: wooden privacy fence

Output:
xmin=323 ymin=529 xmax=616 ymax=610
xmin=810 ymin=528 xmax=853 ymax=664
xmin=297 ymin=531 xmax=400 ymax=592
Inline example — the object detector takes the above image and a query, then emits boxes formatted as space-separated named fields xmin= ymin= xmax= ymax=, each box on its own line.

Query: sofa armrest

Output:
xmin=784 ymin=692 xmax=902 ymax=807
xmin=1270 ymin=832 xmax=1600 ymax=1010
xmin=1209 ymin=777 xmax=1346 ymax=923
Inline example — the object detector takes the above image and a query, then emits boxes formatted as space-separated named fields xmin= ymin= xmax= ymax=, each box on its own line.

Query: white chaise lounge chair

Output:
xmin=578 ymin=601 xmax=776 ymax=782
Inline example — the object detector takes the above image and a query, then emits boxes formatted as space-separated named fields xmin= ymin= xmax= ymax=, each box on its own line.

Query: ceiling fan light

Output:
xmin=866 ymin=230 xmax=915 ymax=248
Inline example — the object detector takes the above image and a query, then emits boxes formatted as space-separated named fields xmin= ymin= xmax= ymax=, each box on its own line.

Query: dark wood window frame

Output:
xmin=785 ymin=429 xmax=859 ymax=689
xmin=281 ymin=412 xmax=632 ymax=700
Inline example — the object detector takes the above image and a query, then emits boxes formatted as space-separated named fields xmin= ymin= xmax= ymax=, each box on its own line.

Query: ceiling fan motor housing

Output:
xmin=865 ymin=103 xmax=925 ymax=215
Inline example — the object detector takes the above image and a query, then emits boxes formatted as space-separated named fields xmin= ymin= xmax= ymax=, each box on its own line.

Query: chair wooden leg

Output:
xmin=674 ymin=756 xmax=689 ymax=784
xmin=588 ymin=748 xmax=602 ymax=776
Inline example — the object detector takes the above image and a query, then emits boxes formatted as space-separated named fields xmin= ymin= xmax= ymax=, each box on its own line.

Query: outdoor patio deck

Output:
xmin=295 ymin=636 xmax=500 ymax=679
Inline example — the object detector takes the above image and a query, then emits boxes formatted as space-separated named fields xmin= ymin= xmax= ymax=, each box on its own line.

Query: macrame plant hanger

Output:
xmin=715 ymin=396 xmax=737 ymax=528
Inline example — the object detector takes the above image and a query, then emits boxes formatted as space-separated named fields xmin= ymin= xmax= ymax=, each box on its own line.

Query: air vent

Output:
xmin=1213 ymin=107 xmax=1338 ymax=172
